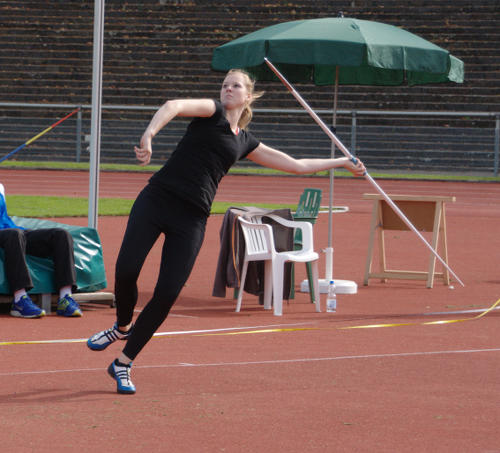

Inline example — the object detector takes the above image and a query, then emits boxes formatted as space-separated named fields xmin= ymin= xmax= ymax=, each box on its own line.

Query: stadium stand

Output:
xmin=0 ymin=0 xmax=498 ymax=172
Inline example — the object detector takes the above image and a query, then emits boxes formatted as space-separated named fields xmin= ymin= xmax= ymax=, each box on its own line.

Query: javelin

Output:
xmin=0 ymin=107 xmax=81 ymax=164
xmin=264 ymin=57 xmax=465 ymax=287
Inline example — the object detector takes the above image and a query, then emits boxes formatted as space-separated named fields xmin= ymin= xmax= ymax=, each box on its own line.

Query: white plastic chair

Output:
xmin=236 ymin=214 xmax=321 ymax=316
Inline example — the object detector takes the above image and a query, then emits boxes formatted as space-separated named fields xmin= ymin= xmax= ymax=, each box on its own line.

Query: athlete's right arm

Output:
xmin=135 ymin=99 xmax=216 ymax=166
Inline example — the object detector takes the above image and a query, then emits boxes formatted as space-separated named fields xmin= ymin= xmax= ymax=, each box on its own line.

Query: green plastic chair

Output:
xmin=290 ymin=188 xmax=322 ymax=301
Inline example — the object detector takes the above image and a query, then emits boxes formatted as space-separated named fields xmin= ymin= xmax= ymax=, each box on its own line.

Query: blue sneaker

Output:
xmin=57 ymin=294 xmax=82 ymax=317
xmin=108 ymin=359 xmax=136 ymax=394
xmin=87 ymin=323 xmax=132 ymax=351
xmin=10 ymin=295 xmax=46 ymax=318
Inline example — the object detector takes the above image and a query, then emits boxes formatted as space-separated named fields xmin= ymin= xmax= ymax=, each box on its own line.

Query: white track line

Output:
xmin=0 ymin=322 xmax=314 ymax=346
xmin=151 ymin=322 xmax=312 ymax=337
xmin=134 ymin=309 xmax=198 ymax=318
xmin=2 ymin=348 xmax=500 ymax=377
xmin=423 ymin=307 xmax=500 ymax=316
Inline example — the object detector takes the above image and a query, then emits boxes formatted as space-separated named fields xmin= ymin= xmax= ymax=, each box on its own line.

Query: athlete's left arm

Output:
xmin=246 ymin=142 xmax=365 ymax=176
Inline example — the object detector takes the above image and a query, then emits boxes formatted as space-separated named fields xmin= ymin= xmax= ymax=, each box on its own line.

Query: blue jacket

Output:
xmin=0 ymin=192 xmax=21 ymax=230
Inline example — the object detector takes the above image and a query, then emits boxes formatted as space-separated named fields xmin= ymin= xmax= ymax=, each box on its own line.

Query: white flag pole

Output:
xmin=264 ymin=57 xmax=464 ymax=287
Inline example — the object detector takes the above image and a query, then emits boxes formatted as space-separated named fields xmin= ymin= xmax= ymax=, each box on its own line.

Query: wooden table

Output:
xmin=363 ymin=193 xmax=456 ymax=288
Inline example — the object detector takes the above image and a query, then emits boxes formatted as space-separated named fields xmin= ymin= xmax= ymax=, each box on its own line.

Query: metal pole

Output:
xmin=88 ymin=0 xmax=105 ymax=229
xmin=351 ymin=111 xmax=357 ymax=155
xmin=76 ymin=107 xmax=82 ymax=163
xmin=325 ymin=67 xmax=339 ymax=282
xmin=263 ymin=57 xmax=465 ymax=287
xmin=494 ymin=114 xmax=499 ymax=177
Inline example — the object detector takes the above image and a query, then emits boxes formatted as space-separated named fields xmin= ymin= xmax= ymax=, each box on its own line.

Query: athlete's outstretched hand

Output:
xmin=344 ymin=158 xmax=366 ymax=177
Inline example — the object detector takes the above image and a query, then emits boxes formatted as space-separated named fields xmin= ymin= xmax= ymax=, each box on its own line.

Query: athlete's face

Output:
xmin=220 ymin=72 xmax=251 ymax=109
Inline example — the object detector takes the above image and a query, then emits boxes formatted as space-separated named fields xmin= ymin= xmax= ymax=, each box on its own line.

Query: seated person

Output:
xmin=0 ymin=183 xmax=82 ymax=318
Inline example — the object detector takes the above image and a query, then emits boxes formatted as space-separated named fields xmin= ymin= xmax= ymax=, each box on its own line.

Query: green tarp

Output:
xmin=0 ymin=217 xmax=107 ymax=294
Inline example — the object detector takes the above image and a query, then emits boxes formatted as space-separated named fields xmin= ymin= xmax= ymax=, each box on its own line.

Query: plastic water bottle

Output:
xmin=326 ymin=280 xmax=337 ymax=313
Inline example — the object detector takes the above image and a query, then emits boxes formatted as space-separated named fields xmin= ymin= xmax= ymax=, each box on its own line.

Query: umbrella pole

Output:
xmin=323 ymin=66 xmax=356 ymax=294
xmin=325 ymin=66 xmax=338 ymax=282
xmin=320 ymin=67 xmax=356 ymax=294
xmin=263 ymin=57 xmax=464 ymax=287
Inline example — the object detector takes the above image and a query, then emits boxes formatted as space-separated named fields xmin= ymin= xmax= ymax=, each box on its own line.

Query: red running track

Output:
xmin=1 ymin=168 xmax=500 ymax=217
xmin=1 ymin=167 xmax=500 ymax=452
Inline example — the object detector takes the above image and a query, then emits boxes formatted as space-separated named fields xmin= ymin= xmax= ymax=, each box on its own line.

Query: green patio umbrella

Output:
xmin=212 ymin=17 xmax=464 ymax=85
xmin=211 ymin=17 xmax=465 ymax=290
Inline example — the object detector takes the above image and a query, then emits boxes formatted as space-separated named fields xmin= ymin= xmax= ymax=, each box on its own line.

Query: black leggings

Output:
xmin=115 ymin=184 xmax=207 ymax=361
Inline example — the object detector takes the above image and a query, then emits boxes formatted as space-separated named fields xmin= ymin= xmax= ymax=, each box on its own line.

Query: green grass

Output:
xmin=5 ymin=195 xmax=134 ymax=217
xmin=0 ymin=160 xmax=162 ymax=173
xmin=2 ymin=160 xmax=499 ymax=182
xmin=2 ymin=160 xmax=499 ymax=217
xmin=5 ymin=195 xmax=295 ymax=218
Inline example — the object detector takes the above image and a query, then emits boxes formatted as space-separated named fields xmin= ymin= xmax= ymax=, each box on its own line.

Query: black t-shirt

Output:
xmin=149 ymin=100 xmax=260 ymax=216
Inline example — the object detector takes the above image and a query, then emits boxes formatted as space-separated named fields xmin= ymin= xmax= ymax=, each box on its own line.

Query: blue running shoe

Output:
xmin=87 ymin=323 xmax=132 ymax=351
xmin=108 ymin=359 xmax=136 ymax=394
xmin=57 ymin=295 xmax=83 ymax=317
xmin=10 ymin=295 xmax=46 ymax=318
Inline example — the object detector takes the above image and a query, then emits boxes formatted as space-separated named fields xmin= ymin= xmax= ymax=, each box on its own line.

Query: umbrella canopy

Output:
xmin=211 ymin=17 xmax=464 ymax=86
